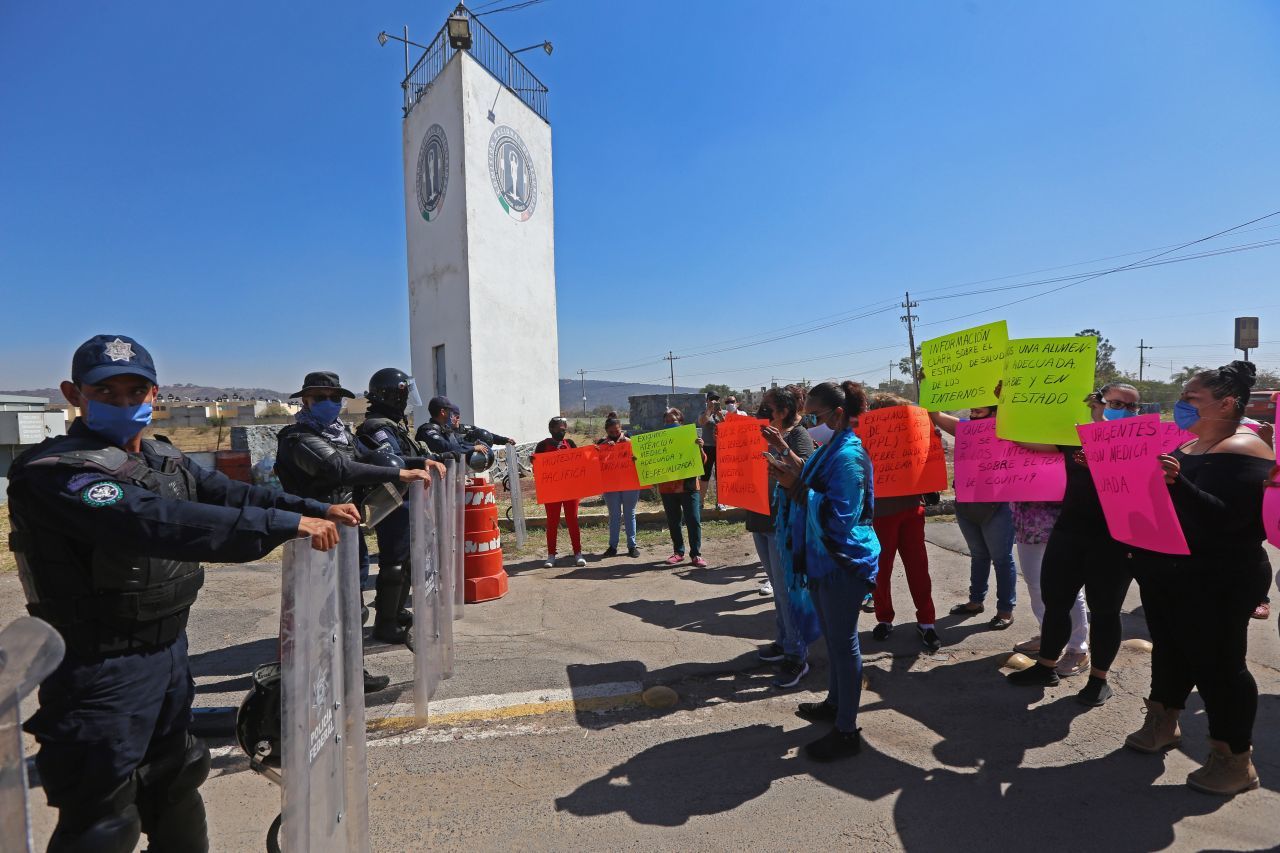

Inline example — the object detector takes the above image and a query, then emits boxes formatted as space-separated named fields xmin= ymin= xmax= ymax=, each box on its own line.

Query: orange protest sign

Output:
xmin=854 ymin=405 xmax=948 ymax=498
xmin=715 ymin=417 xmax=771 ymax=515
xmin=532 ymin=445 xmax=603 ymax=504
xmin=597 ymin=441 xmax=642 ymax=492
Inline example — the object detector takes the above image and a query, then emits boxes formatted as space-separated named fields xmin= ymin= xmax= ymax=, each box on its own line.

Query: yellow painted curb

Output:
xmin=366 ymin=691 xmax=645 ymax=732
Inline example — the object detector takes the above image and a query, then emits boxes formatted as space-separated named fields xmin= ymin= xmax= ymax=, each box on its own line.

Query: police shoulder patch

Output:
xmin=374 ymin=430 xmax=392 ymax=444
xmin=81 ymin=480 xmax=125 ymax=507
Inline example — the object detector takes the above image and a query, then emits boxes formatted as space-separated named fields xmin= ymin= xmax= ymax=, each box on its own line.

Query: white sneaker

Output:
xmin=1056 ymin=650 xmax=1091 ymax=677
xmin=758 ymin=579 xmax=773 ymax=597
xmin=716 ymin=504 xmax=727 ymax=512
xmin=543 ymin=554 xmax=557 ymax=568
xmin=574 ymin=553 xmax=587 ymax=567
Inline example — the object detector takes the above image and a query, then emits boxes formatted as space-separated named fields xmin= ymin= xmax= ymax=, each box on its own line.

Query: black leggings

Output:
xmin=1039 ymin=530 xmax=1132 ymax=670
xmin=1136 ymin=552 xmax=1271 ymax=753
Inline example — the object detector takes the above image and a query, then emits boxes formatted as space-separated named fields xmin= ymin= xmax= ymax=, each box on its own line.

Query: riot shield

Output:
xmin=0 ymin=617 xmax=65 ymax=853
xmin=432 ymin=458 xmax=456 ymax=678
xmin=505 ymin=445 xmax=528 ymax=548
xmin=279 ymin=527 xmax=370 ymax=853
xmin=453 ymin=458 xmax=467 ymax=618
xmin=408 ymin=480 xmax=445 ymax=721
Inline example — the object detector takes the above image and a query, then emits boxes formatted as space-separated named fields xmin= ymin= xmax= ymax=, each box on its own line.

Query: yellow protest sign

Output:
xmin=918 ymin=320 xmax=1007 ymax=411
xmin=996 ymin=335 xmax=1097 ymax=445
xmin=631 ymin=424 xmax=705 ymax=485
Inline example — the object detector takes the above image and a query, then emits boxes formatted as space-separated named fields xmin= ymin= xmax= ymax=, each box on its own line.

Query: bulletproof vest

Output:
xmin=274 ymin=424 xmax=357 ymax=504
xmin=8 ymin=438 xmax=205 ymax=657
xmin=358 ymin=416 xmax=426 ymax=458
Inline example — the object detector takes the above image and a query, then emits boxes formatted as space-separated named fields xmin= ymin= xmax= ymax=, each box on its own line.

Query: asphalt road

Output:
xmin=7 ymin=522 xmax=1280 ymax=852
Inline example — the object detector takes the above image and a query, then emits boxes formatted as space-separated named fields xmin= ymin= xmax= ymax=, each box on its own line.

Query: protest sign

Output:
xmin=631 ymin=424 xmax=705 ymax=485
xmin=1156 ymin=421 xmax=1196 ymax=453
xmin=954 ymin=417 xmax=1066 ymax=502
xmin=715 ymin=417 xmax=771 ymax=515
xmin=918 ymin=320 xmax=1007 ymax=411
xmin=1264 ymin=469 xmax=1280 ymax=549
xmin=855 ymin=406 xmax=948 ymax=498
xmin=597 ymin=441 xmax=642 ymax=492
xmin=1076 ymin=416 xmax=1189 ymax=555
xmin=532 ymin=445 xmax=603 ymax=504
xmin=996 ymin=336 xmax=1097 ymax=445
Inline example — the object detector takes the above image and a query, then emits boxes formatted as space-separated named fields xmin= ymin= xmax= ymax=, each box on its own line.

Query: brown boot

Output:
xmin=1124 ymin=698 xmax=1182 ymax=753
xmin=1186 ymin=740 xmax=1260 ymax=796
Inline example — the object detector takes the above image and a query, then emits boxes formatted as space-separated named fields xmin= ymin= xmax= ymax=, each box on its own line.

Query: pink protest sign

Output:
xmin=1076 ymin=415 xmax=1189 ymax=555
xmin=1264 ymin=468 xmax=1280 ymax=549
xmin=1156 ymin=421 xmax=1196 ymax=454
xmin=954 ymin=418 xmax=1066 ymax=502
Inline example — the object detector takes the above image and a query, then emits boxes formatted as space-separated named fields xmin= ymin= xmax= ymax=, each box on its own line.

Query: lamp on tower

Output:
xmin=447 ymin=6 xmax=473 ymax=51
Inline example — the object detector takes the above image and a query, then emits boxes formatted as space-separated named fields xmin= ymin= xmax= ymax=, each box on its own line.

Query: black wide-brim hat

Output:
xmin=291 ymin=371 xmax=355 ymax=399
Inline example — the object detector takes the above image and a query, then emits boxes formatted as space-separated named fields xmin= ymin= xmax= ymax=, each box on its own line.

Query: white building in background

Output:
xmin=398 ymin=9 xmax=560 ymax=444
xmin=0 ymin=395 xmax=65 ymax=499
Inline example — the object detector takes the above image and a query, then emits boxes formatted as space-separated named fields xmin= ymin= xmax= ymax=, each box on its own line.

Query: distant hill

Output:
xmin=559 ymin=379 xmax=699 ymax=415
xmin=3 ymin=383 xmax=293 ymax=402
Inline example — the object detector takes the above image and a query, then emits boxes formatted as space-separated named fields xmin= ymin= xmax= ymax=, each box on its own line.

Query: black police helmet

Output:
xmin=367 ymin=367 xmax=413 ymax=412
xmin=236 ymin=662 xmax=282 ymax=769
xmin=467 ymin=447 xmax=496 ymax=472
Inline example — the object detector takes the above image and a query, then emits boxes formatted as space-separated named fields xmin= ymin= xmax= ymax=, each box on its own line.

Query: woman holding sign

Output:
xmin=534 ymin=417 xmax=587 ymax=568
xmin=596 ymin=414 xmax=641 ymax=558
xmin=657 ymin=408 xmax=709 ymax=567
xmin=769 ymin=381 xmax=880 ymax=762
xmin=1126 ymin=362 xmax=1273 ymax=796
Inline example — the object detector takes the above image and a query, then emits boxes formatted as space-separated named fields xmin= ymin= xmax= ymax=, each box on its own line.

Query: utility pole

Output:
xmin=888 ymin=361 xmax=894 ymax=389
xmin=664 ymin=351 xmax=679 ymax=395
xmin=1137 ymin=339 xmax=1154 ymax=382
xmin=577 ymin=369 xmax=588 ymax=417
xmin=900 ymin=291 xmax=921 ymax=400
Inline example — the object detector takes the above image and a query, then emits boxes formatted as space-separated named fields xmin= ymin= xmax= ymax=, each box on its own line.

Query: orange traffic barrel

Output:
xmin=463 ymin=482 xmax=507 ymax=602
xmin=214 ymin=450 xmax=251 ymax=482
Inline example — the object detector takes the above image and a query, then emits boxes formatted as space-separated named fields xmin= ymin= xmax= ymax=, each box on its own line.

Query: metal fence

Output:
xmin=402 ymin=9 xmax=549 ymax=122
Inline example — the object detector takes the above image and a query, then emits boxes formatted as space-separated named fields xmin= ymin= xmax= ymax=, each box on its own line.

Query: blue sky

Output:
xmin=3 ymin=1 xmax=1279 ymax=394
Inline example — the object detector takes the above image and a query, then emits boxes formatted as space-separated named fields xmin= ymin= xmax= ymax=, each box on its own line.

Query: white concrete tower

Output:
xmin=399 ymin=9 xmax=559 ymax=443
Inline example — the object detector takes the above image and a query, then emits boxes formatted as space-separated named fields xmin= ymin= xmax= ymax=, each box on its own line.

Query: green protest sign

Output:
xmin=996 ymin=335 xmax=1097 ymax=445
xmin=918 ymin=320 xmax=1008 ymax=411
xmin=631 ymin=424 xmax=705 ymax=485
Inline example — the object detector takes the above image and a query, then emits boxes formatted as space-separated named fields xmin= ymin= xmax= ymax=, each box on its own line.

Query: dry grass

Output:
xmin=0 ymin=502 xmax=13 ymax=573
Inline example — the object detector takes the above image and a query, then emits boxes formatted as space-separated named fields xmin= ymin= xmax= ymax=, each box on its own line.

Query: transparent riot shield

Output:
xmin=408 ymin=481 xmax=445 ymax=721
xmin=453 ymin=459 xmax=467 ymax=618
xmin=279 ymin=527 xmax=370 ymax=853
xmin=0 ymin=617 xmax=65 ymax=853
xmin=433 ymin=459 xmax=456 ymax=677
xmin=505 ymin=445 xmax=528 ymax=548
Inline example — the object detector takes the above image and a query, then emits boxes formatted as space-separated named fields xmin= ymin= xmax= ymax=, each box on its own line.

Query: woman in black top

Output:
xmin=1124 ymin=361 xmax=1273 ymax=796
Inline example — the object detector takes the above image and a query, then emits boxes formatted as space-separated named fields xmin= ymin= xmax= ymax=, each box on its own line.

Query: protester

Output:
xmin=657 ymin=408 xmax=708 ymax=567
xmin=533 ymin=416 xmax=585 ymax=567
xmin=930 ymin=406 xmax=1017 ymax=630
xmin=1006 ymin=383 xmax=1140 ymax=706
xmin=1009 ymin=499 xmax=1090 ymax=676
xmin=750 ymin=385 xmax=816 ymax=688
xmin=867 ymin=394 xmax=941 ymax=652
xmin=1125 ymin=362 xmax=1273 ymax=796
xmin=769 ymin=380 xmax=879 ymax=761
xmin=697 ymin=394 xmax=724 ymax=509
xmin=596 ymin=413 xmax=640 ymax=558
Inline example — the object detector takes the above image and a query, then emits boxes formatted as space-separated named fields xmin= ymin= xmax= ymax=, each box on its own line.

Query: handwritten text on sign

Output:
xmin=715 ymin=417 xmax=771 ymax=515
xmin=631 ymin=424 xmax=705 ymax=485
xmin=597 ymin=441 xmax=642 ymax=492
xmin=996 ymin=336 xmax=1097 ymax=446
xmin=1076 ymin=415 xmax=1189 ymax=555
xmin=954 ymin=417 xmax=1066 ymax=502
xmin=855 ymin=406 xmax=948 ymax=498
xmin=532 ymin=445 xmax=603 ymax=504
xmin=918 ymin=320 xmax=1007 ymax=411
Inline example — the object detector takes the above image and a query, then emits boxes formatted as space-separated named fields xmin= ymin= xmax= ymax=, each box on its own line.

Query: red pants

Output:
xmin=872 ymin=506 xmax=936 ymax=625
xmin=545 ymin=500 xmax=582 ymax=555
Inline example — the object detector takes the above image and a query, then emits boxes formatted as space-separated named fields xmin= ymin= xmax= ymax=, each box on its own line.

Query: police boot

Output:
xmin=396 ymin=564 xmax=414 ymax=628
xmin=373 ymin=564 xmax=409 ymax=644
xmin=364 ymin=667 xmax=390 ymax=693
xmin=136 ymin=733 xmax=211 ymax=853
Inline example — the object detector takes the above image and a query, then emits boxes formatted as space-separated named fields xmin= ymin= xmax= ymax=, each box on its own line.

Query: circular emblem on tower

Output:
xmin=415 ymin=124 xmax=449 ymax=222
xmin=487 ymin=126 xmax=538 ymax=221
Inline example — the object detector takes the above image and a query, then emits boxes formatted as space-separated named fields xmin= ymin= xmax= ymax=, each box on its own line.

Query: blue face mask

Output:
xmin=85 ymin=399 xmax=153 ymax=445
xmin=1173 ymin=400 xmax=1200 ymax=430
xmin=308 ymin=400 xmax=343 ymax=424
xmin=1102 ymin=408 xmax=1137 ymax=421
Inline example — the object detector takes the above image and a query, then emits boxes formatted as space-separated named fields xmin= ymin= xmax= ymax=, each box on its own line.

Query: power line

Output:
xmin=473 ymin=0 xmax=551 ymax=17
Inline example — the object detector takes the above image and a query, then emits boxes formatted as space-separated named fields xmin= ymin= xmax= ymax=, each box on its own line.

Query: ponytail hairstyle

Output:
xmin=808 ymin=380 xmax=869 ymax=424
xmin=1193 ymin=360 xmax=1256 ymax=417
xmin=604 ymin=412 xmax=621 ymax=430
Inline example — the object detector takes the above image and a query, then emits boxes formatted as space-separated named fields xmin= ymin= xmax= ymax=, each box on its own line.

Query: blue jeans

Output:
xmin=603 ymin=489 xmax=640 ymax=550
xmin=753 ymin=531 xmax=806 ymax=662
xmin=809 ymin=569 xmax=872 ymax=732
xmin=956 ymin=504 xmax=1017 ymax=613
xmin=660 ymin=491 xmax=702 ymax=556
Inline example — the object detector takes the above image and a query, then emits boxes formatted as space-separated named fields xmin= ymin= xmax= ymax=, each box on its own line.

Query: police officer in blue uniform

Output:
xmin=355 ymin=368 xmax=445 ymax=642
xmin=7 ymin=335 xmax=359 ymax=853
xmin=416 ymin=395 xmax=514 ymax=462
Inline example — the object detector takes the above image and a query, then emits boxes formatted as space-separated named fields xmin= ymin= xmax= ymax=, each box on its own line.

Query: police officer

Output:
xmin=355 ymin=368 xmax=445 ymax=643
xmin=416 ymin=395 xmax=515 ymax=463
xmin=7 ymin=335 xmax=358 ymax=853
xmin=274 ymin=371 xmax=442 ymax=653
